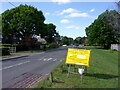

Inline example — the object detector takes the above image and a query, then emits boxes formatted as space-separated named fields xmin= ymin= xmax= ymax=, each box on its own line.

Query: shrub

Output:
xmin=1 ymin=44 xmax=29 ymax=52
xmin=48 ymin=43 xmax=59 ymax=48
xmin=1 ymin=48 xmax=10 ymax=56
xmin=14 ymin=44 xmax=28 ymax=51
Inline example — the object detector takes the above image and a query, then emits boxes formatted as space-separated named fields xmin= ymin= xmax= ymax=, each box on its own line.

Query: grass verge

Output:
xmin=35 ymin=48 xmax=119 ymax=88
xmin=16 ymin=47 xmax=57 ymax=53
xmin=16 ymin=50 xmax=43 ymax=53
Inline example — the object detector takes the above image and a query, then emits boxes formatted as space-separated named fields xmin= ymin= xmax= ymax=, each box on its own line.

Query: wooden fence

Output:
xmin=8 ymin=47 xmax=16 ymax=53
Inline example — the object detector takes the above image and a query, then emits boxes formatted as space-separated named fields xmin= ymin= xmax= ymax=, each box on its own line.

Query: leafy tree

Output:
xmin=2 ymin=4 xmax=45 ymax=44
xmin=85 ymin=10 xmax=119 ymax=48
xmin=74 ymin=37 xmax=82 ymax=44
xmin=61 ymin=36 xmax=74 ymax=45
xmin=44 ymin=23 xmax=58 ymax=43
xmin=98 ymin=10 xmax=120 ymax=37
xmin=74 ymin=36 xmax=87 ymax=45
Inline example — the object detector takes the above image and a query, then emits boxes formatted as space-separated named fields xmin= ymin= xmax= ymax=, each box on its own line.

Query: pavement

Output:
xmin=0 ymin=52 xmax=47 ymax=61
xmin=0 ymin=53 xmax=32 ymax=61
xmin=2 ymin=47 xmax=68 ymax=88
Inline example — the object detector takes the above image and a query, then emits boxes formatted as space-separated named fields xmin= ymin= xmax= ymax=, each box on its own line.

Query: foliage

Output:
xmin=49 ymin=43 xmax=59 ymax=48
xmin=2 ymin=4 xmax=60 ymax=48
xmin=15 ymin=44 xmax=29 ymax=51
xmin=0 ymin=44 xmax=28 ymax=51
xmin=85 ymin=10 xmax=120 ymax=48
xmin=98 ymin=10 xmax=120 ymax=36
xmin=2 ymin=4 xmax=45 ymax=44
xmin=44 ymin=23 xmax=59 ymax=43
xmin=61 ymin=36 xmax=74 ymax=45
xmin=74 ymin=36 xmax=87 ymax=44
xmin=1 ymin=48 xmax=10 ymax=56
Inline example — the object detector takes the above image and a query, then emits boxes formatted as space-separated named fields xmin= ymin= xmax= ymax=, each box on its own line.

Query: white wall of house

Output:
xmin=111 ymin=44 xmax=120 ymax=51
xmin=36 ymin=36 xmax=47 ymax=44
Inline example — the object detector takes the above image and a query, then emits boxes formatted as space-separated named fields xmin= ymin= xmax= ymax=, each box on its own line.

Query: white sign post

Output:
xmin=78 ymin=68 xmax=84 ymax=83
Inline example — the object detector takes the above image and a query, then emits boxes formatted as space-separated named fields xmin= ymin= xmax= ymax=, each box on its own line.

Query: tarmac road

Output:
xmin=2 ymin=47 xmax=68 ymax=88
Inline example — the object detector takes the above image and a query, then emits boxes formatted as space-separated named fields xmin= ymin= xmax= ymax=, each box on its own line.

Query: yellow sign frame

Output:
xmin=66 ymin=48 xmax=91 ymax=66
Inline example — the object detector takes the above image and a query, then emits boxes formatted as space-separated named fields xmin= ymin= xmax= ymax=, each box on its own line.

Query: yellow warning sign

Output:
xmin=66 ymin=48 xmax=91 ymax=66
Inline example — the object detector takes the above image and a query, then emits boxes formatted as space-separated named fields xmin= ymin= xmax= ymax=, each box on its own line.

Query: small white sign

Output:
xmin=78 ymin=68 xmax=84 ymax=75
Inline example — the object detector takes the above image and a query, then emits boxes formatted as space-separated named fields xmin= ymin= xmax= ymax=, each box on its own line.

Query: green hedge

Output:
xmin=48 ymin=43 xmax=59 ymax=48
xmin=1 ymin=48 xmax=10 ymax=56
xmin=1 ymin=44 xmax=29 ymax=52
xmin=14 ymin=44 xmax=28 ymax=51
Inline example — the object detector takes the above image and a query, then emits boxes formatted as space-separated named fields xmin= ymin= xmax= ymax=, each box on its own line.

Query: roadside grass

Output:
xmin=35 ymin=48 xmax=119 ymax=88
xmin=16 ymin=50 xmax=43 ymax=53
xmin=16 ymin=47 xmax=57 ymax=53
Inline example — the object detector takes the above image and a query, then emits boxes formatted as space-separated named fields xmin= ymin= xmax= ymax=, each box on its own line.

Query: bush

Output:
xmin=1 ymin=44 xmax=29 ymax=52
xmin=1 ymin=44 xmax=12 ymax=47
xmin=14 ymin=44 xmax=28 ymax=51
xmin=48 ymin=43 xmax=59 ymax=48
xmin=1 ymin=48 xmax=10 ymax=56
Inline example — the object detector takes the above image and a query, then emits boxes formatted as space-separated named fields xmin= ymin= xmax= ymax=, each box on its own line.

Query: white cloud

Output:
xmin=60 ymin=8 xmax=79 ymax=15
xmin=66 ymin=12 xmax=90 ymax=17
xmin=59 ymin=8 xmax=90 ymax=18
xmin=90 ymin=9 xmax=95 ymax=12
xmin=60 ymin=19 xmax=70 ymax=23
xmin=44 ymin=12 xmax=50 ymax=16
xmin=66 ymin=25 xmax=80 ymax=29
xmin=51 ymin=0 xmax=71 ymax=5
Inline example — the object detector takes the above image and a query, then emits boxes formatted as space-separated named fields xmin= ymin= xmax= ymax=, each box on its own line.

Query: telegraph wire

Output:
xmin=6 ymin=0 xmax=16 ymax=8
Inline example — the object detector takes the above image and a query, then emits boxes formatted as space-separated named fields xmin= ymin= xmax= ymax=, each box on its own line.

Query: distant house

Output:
xmin=36 ymin=36 xmax=47 ymax=44
xmin=111 ymin=44 xmax=120 ymax=51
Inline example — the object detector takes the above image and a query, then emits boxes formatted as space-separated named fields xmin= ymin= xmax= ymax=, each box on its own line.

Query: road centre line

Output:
xmin=38 ymin=56 xmax=46 ymax=61
xmin=53 ymin=59 xmax=57 ymax=61
xmin=0 ymin=61 xmax=30 ymax=71
xmin=47 ymin=58 xmax=53 ymax=61
xmin=43 ymin=58 xmax=53 ymax=61
xmin=43 ymin=58 xmax=47 ymax=61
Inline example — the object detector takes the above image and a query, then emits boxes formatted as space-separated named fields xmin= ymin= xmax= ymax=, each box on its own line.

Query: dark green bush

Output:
xmin=49 ymin=43 xmax=59 ymax=48
xmin=14 ymin=44 xmax=28 ymax=51
xmin=1 ymin=44 xmax=29 ymax=52
xmin=1 ymin=48 xmax=10 ymax=56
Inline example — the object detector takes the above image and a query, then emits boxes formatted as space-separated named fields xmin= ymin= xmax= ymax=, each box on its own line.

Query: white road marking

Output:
xmin=0 ymin=61 xmax=30 ymax=71
xmin=38 ymin=57 xmax=46 ymax=61
xmin=47 ymin=58 xmax=53 ymax=61
xmin=43 ymin=58 xmax=53 ymax=61
xmin=39 ymin=59 xmax=42 ymax=61
xmin=43 ymin=58 xmax=47 ymax=61
xmin=53 ymin=59 xmax=57 ymax=61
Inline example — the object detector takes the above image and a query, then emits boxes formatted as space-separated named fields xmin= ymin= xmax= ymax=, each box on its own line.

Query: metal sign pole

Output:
xmin=81 ymin=74 xmax=83 ymax=83
xmin=67 ymin=64 xmax=71 ymax=77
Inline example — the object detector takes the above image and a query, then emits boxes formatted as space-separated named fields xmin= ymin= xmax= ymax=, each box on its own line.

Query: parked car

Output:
xmin=62 ymin=44 xmax=67 ymax=47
